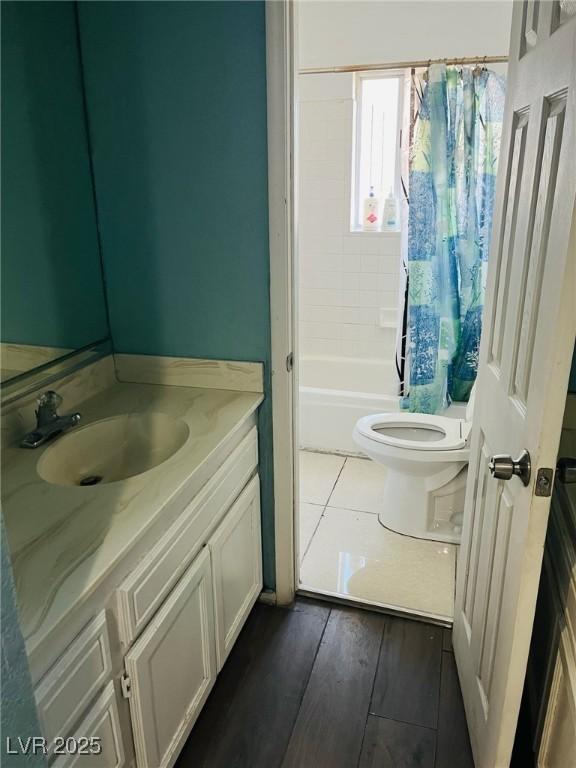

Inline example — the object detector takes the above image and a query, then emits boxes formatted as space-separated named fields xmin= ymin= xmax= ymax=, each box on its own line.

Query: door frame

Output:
xmin=266 ymin=0 xmax=297 ymax=605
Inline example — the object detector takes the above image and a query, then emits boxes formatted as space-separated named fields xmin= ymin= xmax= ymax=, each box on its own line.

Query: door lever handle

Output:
xmin=488 ymin=450 xmax=531 ymax=486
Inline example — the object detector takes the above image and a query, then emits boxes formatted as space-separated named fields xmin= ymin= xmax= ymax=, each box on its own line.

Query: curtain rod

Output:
xmin=299 ymin=55 xmax=508 ymax=75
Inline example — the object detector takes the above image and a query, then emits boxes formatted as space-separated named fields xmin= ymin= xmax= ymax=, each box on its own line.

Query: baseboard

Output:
xmin=258 ymin=590 xmax=277 ymax=606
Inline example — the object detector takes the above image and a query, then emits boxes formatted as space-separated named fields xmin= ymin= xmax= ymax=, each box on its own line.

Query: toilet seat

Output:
xmin=356 ymin=412 xmax=468 ymax=451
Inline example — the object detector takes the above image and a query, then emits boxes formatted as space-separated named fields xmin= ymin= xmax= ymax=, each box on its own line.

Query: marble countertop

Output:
xmin=1 ymin=381 xmax=262 ymax=652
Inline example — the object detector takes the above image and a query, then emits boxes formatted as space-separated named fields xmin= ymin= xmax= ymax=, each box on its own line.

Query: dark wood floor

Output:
xmin=176 ymin=599 xmax=474 ymax=768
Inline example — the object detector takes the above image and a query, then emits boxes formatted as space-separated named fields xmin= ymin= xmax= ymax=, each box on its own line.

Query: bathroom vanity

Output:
xmin=2 ymin=356 xmax=265 ymax=768
xmin=1 ymin=5 xmax=271 ymax=765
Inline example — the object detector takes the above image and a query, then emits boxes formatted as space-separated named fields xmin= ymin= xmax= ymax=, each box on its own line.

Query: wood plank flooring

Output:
xmin=176 ymin=599 xmax=474 ymax=768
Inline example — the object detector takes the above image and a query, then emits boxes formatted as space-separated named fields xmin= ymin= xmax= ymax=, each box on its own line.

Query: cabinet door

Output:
xmin=125 ymin=548 xmax=216 ymax=768
xmin=537 ymin=627 xmax=576 ymax=767
xmin=209 ymin=475 xmax=262 ymax=670
xmin=35 ymin=611 xmax=112 ymax=748
xmin=51 ymin=681 xmax=125 ymax=768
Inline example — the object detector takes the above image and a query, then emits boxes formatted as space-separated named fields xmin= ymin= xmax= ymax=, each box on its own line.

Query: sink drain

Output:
xmin=79 ymin=475 xmax=103 ymax=487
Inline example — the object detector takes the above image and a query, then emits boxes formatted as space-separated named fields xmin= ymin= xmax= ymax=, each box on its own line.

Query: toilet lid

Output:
xmin=356 ymin=412 xmax=467 ymax=451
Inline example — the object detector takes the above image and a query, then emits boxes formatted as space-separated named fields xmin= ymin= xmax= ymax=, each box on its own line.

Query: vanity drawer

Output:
xmin=35 ymin=611 xmax=112 ymax=747
xmin=51 ymin=681 xmax=125 ymax=768
xmin=117 ymin=426 xmax=258 ymax=646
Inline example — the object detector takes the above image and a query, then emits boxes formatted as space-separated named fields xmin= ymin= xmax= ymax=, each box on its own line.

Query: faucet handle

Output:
xmin=36 ymin=391 xmax=63 ymax=424
xmin=37 ymin=390 xmax=63 ymax=408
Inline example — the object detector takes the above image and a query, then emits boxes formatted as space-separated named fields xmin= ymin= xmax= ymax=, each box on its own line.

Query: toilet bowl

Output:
xmin=353 ymin=387 xmax=476 ymax=544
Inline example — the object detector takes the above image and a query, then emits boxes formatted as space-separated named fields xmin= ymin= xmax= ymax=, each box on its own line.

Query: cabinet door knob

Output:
xmin=488 ymin=450 xmax=531 ymax=486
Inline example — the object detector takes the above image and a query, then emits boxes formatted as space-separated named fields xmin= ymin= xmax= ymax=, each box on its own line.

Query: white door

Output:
xmin=125 ymin=548 xmax=216 ymax=768
xmin=453 ymin=3 xmax=576 ymax=767
xmin=454 ymin=2 xmax=576 ymax=768
xmin=209 ymin=475 xmax=262 ymax=670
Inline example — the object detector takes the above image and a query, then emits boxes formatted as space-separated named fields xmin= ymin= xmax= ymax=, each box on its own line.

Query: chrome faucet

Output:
xmin=20 ymin=390 xmax=81 ymax=449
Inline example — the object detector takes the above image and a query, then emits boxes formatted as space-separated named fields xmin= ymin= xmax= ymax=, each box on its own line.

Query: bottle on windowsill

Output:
xmin=381 ymin=189 xmax=398 ymax=231
xmin=362 ymin=186 xmax=380 ymax=231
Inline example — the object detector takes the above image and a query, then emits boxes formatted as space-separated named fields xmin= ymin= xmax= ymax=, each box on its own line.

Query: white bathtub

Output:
xmin=298 ymin=355 xmax=466 ymax=455
xmin=299 ymin=356 xmax=399 ymax=454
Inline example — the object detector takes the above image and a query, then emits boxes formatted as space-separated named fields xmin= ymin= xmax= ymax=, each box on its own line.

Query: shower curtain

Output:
xmin=403 ymin=64 xmax=506 ymax=414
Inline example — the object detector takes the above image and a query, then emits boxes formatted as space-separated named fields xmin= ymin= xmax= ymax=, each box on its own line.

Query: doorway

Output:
xmin=290 ymin=2 xmax=510 ymax=623
xmin=267 ymin=2 xmax=576 ymax=766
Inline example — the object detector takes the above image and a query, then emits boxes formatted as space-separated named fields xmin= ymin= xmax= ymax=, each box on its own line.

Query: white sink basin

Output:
xmin=37 ymin=413 xmax=190 ymax=487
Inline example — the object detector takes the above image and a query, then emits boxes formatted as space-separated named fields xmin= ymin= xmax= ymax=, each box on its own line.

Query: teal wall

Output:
xmin=77 ymin=1 xmax=275 ymax=587
xmin=1 ymin=518 xmax=45 ymax=767
xmin=1 ymin=1 xmax=109 ymax=350
xmin=1 ymin=5 xmax=273 ymax=755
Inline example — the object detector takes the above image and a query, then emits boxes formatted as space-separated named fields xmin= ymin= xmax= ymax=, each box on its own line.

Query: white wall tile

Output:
xmin=300 ymin=321 xmax=342 ymax=340
xmin=342 ymin=323 xmax=376 ymax=341
xmin=300 ymin=305 xmax=344 ymax=324
xmin=341 ymin=307 xmax=380 ymax=325
xmin=300 ymin=270 xmax=342 ymax=290
xmin=298 ymin=75 xmax=401 ymax=370
xmin=357 ymin=274 xmax=392 ymax=291
xmin=299 ymin=233 xmax=343 ymax=255
xmin=298 ymin=73 xmax=353 ymax=102
xmin=302 ymin=178 xmax=347 ymax=202
xmin=301 ymin=288 xmax=344 ymax=307
xmin=300 ymin=338 xmax=343 ymax=357
xmin=357 ymin=290 xmax=384 ymax=308
xmin=305 ymin=160 xmax=348 ymax=182
xmin=340 ymin=339 xmax=390 ymax=358
xmin=341 ymin=253 xmax=362 ymax=272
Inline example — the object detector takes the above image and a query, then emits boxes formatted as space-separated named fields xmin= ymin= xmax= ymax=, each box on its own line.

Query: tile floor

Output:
xmin=298 ymin=450 xmax=457 ymax=621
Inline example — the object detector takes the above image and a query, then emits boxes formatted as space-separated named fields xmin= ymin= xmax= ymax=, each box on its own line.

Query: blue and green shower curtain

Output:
xmin=404 ymin=64 xmax=506 ymax=414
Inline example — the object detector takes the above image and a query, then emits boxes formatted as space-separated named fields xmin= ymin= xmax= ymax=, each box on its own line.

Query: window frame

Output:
xmin=351 ymin=69 xmax=405 ymax=233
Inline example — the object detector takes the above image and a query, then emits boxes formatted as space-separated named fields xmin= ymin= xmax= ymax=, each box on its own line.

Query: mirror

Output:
xmin=1 ymin=2 xmax=110 ymax=384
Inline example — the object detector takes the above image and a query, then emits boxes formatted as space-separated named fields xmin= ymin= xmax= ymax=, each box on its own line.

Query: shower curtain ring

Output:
xmin=423 ymin=59 xmax=431 ymax=82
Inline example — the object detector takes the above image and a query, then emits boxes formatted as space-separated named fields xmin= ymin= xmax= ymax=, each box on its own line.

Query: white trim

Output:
xmin=257 ymin=591 xmax=277 ymax=607
xmin=266 ymin=0 xmax=296 ymax=605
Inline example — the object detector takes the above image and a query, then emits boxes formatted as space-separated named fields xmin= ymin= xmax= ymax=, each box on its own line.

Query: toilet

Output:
xmin=353 ymin=385 xmax=476 ymax=544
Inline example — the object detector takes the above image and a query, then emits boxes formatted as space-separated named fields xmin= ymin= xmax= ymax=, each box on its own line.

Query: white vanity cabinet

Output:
xmin=121 ymin=475 xmax=262 ymax=768
xmin=31 ymin=425 xmax=262 ymax=768
xmin=124 ymin=548 xmax=216 ymax=768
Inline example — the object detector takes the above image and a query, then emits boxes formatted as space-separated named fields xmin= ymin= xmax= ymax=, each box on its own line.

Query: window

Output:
xmin=353 ymin=72 xmax=403 ymax=231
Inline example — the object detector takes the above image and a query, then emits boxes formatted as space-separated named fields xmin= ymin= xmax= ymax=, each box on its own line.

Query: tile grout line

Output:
xmin=326 ymin=505 xmax=379 ymax=517
xmin=324 ymin=455 xmax=348 ymax=509
xmin=300 ymin=506 xmax=327 ymax=566
xmin=299 ymin=453 xmax=455 ymax=621
xmin=299 ymin=454 xmax=347 ymax=567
